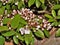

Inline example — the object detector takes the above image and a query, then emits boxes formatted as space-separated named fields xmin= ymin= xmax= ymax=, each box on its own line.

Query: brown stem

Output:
xmin=37 ymin=10 xmax=51 ymax=14
xmin=47 ymin=0 xmax=53 ymax=7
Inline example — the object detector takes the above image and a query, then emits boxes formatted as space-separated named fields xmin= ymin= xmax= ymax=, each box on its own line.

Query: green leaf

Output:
xmin=16 ymin=33 xmax=24 ymax=41
xmin=56 ymin=15 xmax=60 ymax=19
xmin=16 ymin=24 xmax=24 ymax=32
xmin=41 ymin=4 xmax=46 ymax=10
xmin=28 ymin=0 xmax=35 ymax=7
xmin=44 ymin=14 xmax=53 ymax=19
xmin=0 ymin=6 xmax=5 ymax=15
xmin=3 ymin=18 xmax=11 ymax=24
xmin=0 ymin=26 xmax=9 ymax=32
xmin=18 ymin=1 xmax=25 ymax=9
xmin=48 ymin=19 xmax=55 ymax=22
xmin=2 ymin=30 xmax=16 ymax=36
xmin=13 ymin=36 xmax=19 ymax=44
xmin=35 ymin=0 xmax=41 ymax=8
xmin=51 ymin=21 xmax=58 ymax=26
xmin=30 ymin=37 xmax=34 ymax=45
xmin=52 ymin=5 xmax=60 ymax=10
xmin=34 ymin=30 xmax=45 ymax=38
xmin=12 ymin=5 xmax=17 ymax=10
xmin=55 ymin=28 xmax=60 ymax=37
xmin=11 ymin=14 xmax=20 ymax=29
xmin=0 ymin=1 xmax=2 ymax=7
xmin=55 ymin=21 xmax=58 ymax=26
xmin=6 ymin=4 xmax=10 ymax=10
xmin=43 ymin=29 xmax=50 ymax=38
xmin=24 ymin=34 xmax=34 ymax=45
xmin=18 ymin=2 xmax=22 ymax=9
xmin=0 ymin=36 xmax=5 ymax=45
xmin=40 ymin=0 xmax=45 ymax=4
xmin=58 ymin=10 xmax=60 ymax=15
xmin=52 ymin=10 xmax=56 ymax=17
xmin=19 ymin=16 xmax=27 ymax=25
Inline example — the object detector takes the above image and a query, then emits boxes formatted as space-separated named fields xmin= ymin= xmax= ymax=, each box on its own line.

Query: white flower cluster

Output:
xmin=20 ymin=8 xmax=36 ymax=20
xmin=42 ymin=19 xmax=52 ymax=30
xmin=19 ymin=28 xmax=30 ymax=35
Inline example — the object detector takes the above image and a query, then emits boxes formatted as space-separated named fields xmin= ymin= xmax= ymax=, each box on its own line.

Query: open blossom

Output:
xmin=19 ymin=28 xmax=30 ymax=35
xmin=19 ymin=28 xmax=25 ymax=35
xmin=25 ymin=30 xmax=30 ymax=34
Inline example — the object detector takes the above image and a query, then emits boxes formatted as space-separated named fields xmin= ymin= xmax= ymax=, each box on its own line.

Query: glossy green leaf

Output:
xmin=11 ymin=14 xmax=20 ymax=29
xmin=58 ymin=10 xmax=60 ymax=15
xmin=28 ymin=0 xmax=35 ymax=7
xmin=0 ymin=36 xmax=5 ymax=45
xmin=16 ymin=24 xmax=24 ymax=32
xmin=35 ymin=0 xmax=41 ymax=8
xmin=3 ymin=18 xmax=11 ymax=24
xmin=51 ymin=21 xmax=58 ymax=26
xmin=56 ymin=15 xmax=60 ymax=19
xmin=16 ymin=33 xmax=24 ymax=41
xmin=18 ymin=2 xmax=22 ymax=9
xmin=34 ymin=30 xmax=45 ymax=38
xmin=41 ymin=4 xmax=46 ymax=10
xmin=44 ymin=14 xmax=53 ymax=19
xmin=0 ymin=6 xmax=5 ymax=15
xmin=18 ymin=1 xmax=24 ymax=9
xmin=48 ymin=19 xmax=55 ymax=22
xmin=43 ymin=29 xmax=50 ymax=38
xmin=52 ymin=5 xmax=60 ymax=10
xmin=52 ymin=10 xmax=56 ymax=17
xmin=30 ymin=37 xmax=34 ymax=45
xmin=19 ymin=16 xmax=27 ymax=25
xmin=56 ymin=28 xmax=60 ymax=37
xmin=24 ymin=34 xmax=33 ymax=45
xmin=55 ymin=21 xmax=58 ymax=26
xmin=13 ymin=36 xmax=19 ymax=44
xmin=2 ymin=30 xmax=16 ymax=36
xmin=0 ymin=26 xmax=9 ymax=32
xmin=40 ymin=0 xmax=45 ymax=4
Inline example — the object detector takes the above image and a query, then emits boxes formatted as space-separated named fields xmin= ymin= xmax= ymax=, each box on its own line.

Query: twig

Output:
xmin=37 ymin=10 xmax=51 ymax=14
xmin=49 ymin=27 xmax=57 ymax=35
xmin=47 ymin=0 xmax=53 ymax=7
